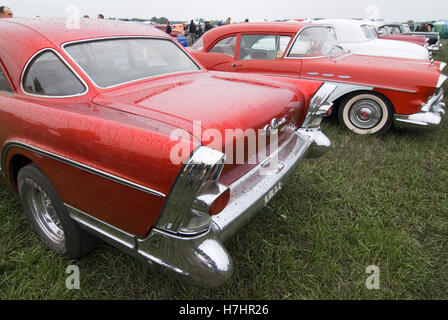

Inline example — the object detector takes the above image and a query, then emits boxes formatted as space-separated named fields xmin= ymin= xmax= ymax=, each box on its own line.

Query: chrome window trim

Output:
xmin=20 ymin=48 xmax=89 ymax=99
xmin=1 ymin=141 xmax=166 ymax=198
xmin=285 ymin=25 xmax=341 ymax=60
xmin=61 ymin=36 xmax=203 ymax=90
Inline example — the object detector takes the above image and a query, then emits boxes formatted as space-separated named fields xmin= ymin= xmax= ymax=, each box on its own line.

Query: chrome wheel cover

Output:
xmin=23 ymin=179 xmax=65 ymax=244
xmin=349 ymin=99 xmax=383 ymax=129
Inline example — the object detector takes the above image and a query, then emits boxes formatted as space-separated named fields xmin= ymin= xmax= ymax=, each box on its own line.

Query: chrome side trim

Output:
xmin=20 ymin=48 xmax=89 ymax=99
xmin=1 ymin=141 xmax=166 ymax=198
xmin=61 ymin=36 xmax=203 ymax=90
xmin=301 ymin=77 xmax=416 ymax=94
xmin=65 ymin=203 xmax=136 ymax=251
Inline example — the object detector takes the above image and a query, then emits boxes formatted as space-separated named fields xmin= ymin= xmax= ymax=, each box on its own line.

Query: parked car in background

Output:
xmin=0 ymin=18 xmax=335 ymax=287
xmin=377 ymin=28 xmax=427 ymax=48
xmin=190 ymin=22 xmax=446 ymax=135
xmin=310 ymin=19 xmax=431 ymax=60
xmin=148 ymin=23 xmax=189 ymax=47
xmin=377 ymin=22 xmax=442 ymax=51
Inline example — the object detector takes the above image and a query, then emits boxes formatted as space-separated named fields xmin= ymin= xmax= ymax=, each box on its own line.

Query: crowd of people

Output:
xmin=0 ymin=5 xmax=13 ymax=18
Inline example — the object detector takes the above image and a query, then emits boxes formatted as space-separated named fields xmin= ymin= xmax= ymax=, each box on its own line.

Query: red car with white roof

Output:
xmin=191 ymin=22 xmax=446 ymax=135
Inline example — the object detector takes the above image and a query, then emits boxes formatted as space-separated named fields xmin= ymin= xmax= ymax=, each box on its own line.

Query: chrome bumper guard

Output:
xmin=394 ymin=88 xmax=445 ymax=129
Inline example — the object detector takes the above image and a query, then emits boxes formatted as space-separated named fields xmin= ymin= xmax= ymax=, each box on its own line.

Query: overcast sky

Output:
xmin=4 ymin=0 xmax=448 ymax=22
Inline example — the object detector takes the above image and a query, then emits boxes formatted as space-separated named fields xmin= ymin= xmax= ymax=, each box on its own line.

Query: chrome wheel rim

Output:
xmin=349 ymin=99 xmax=383 ymax=129
xmin=24 ymin=179 xmax=65 ymax=244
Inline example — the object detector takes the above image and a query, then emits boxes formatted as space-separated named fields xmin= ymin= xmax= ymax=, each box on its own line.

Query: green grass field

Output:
xmin=1 ymin=41 xmax=448 ymax=300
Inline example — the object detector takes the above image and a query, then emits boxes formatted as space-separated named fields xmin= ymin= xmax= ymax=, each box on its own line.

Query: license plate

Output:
xmin=264 ymin=181 xmax=284 ymax=206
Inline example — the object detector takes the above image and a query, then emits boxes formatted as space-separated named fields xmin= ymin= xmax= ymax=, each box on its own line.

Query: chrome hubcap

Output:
xmin=23 ymin=179 xmax=65 ymax=244
xmin=349 ymin=99 xmax=383 ymax=129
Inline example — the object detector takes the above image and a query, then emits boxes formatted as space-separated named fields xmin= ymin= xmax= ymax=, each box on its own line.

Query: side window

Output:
xmin=278 ymin=36 xmax=292 ymax=58
xmin=239 ymin=35 xmax=277 ymax=60
xmin=288 ymin=27 xmax=338 ymax=58
xmin=23 ymin=51 xmax=86 ymax=97
xmin=0 ymin=68 xmax=12 ymax=94
xmin=209 ymin=36 xmax=237 ymax=57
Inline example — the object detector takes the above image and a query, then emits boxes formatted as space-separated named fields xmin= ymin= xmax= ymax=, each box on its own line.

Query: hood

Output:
xmin=342 ymin=39 xmax=431 ymax=60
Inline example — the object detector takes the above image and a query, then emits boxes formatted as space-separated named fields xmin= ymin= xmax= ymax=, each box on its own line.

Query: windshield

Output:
xmin=361 ymin=25 xmax=378 ymax=39
xmin=64 ymin=38 xmax=201 ymax=88
xmin=288 ymin=26 xmax=341 ymax=57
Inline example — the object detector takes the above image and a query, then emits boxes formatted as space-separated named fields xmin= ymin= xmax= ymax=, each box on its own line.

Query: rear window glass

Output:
xmin=65 ymin=38 xmax=200 ymax=88
xmin=23 ymin=51 xmax=86 ymax=97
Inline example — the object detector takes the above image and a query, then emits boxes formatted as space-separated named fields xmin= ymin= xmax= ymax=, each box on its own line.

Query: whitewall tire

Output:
xmin=338 ymin=92 xmax=394 ymax=135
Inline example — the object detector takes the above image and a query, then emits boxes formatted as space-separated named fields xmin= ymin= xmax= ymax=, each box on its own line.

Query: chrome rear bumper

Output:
xmin=394 ymin=88 xmax=445 ymax=129
xmin=137 ymin=128 xmax=329 ymax=287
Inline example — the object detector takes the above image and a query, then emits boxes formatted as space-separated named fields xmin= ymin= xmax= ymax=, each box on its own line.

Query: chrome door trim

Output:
xmin=1 ymin=141 xmax=166 ymax=198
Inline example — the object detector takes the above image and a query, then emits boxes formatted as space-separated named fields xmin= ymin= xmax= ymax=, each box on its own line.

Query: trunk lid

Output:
xmin=93 ymin=71 xmax=306 ymax=185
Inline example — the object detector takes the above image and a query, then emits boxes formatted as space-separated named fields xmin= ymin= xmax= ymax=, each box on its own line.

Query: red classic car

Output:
xmin=0 ymin=18 xmax=335 ymax=287
xmin=377 ymin=23 xmax=442 ymax=51
xmin=379 ymin=32 xmax=427 ymax=48
xmin=190 ymin=22 xmax=447 ymax=135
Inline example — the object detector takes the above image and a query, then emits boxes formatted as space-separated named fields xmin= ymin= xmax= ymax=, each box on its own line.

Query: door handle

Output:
xmin=232 ymin=64 xmax=243 ymax=68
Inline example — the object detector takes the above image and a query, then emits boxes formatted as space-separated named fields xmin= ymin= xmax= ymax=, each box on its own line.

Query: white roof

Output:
xmin=311 ymin=19 xmax=377 ymax=42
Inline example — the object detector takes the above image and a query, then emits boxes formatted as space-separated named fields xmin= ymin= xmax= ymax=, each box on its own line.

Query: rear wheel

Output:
xmin=338 ymin=92 xmax=393 ymax=135
xmin=18 ymin=164 xmax=99 ymax=259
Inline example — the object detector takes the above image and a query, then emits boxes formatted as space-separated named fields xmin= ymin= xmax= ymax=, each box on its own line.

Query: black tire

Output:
xmin=338 ymin=91 xmax=394 ymax=135
xmin=18 ymin=163 xmax=99 ymax=259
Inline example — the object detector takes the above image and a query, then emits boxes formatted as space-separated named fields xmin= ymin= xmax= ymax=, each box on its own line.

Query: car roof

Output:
xmin=311 ymin=19 xmax=376 ymax=42
xmin=0 ymin=18 xmax=171 ymax=85
xmin=200 ymin=22 xmax=308 ymax=47
xmin=312 ymin=19 xmax=374 ymax=27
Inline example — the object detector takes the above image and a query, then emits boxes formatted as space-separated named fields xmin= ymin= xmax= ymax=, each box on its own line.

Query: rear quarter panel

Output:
xmin=0 ymin=95 xmax=197 ymax=237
